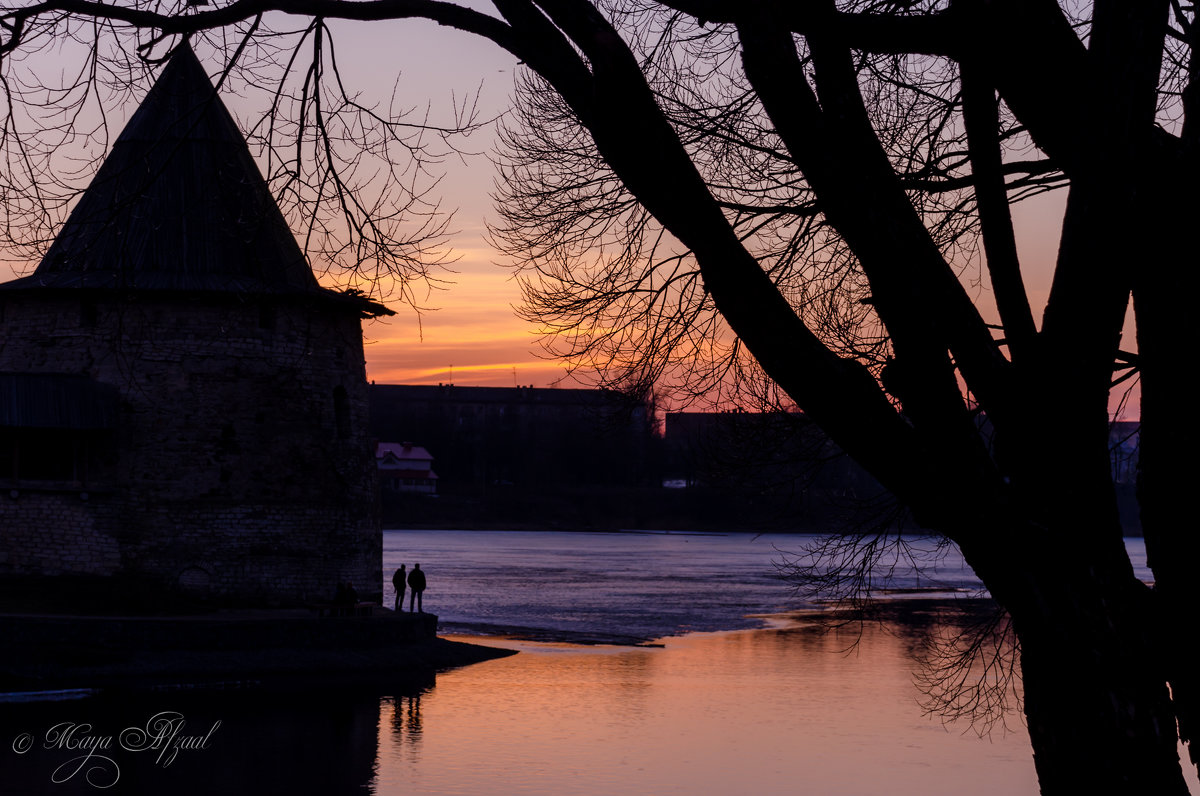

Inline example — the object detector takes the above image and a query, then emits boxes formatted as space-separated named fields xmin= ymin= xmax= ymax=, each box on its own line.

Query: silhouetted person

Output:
xmin=407 ymin=564 xmax=427 ymax=613
xmin=393 ymin=564 xmax=407 ymax=611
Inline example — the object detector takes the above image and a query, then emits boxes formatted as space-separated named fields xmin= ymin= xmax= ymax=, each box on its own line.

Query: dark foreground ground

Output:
xmin=0 ymin=607 xmax=514 ymax=694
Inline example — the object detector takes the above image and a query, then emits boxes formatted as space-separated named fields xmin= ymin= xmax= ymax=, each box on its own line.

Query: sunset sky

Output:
xmin=312 ymin=18 xmax=1088 ymax=398
xmin=1 ymin=16 xmax=1135 ymax=413
xmin=298 ymin=18 xmax=564 ymax=389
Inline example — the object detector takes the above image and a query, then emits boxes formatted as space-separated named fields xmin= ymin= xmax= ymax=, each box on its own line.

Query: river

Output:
xmin=2 ymin=530 xmax=1187 ymax=795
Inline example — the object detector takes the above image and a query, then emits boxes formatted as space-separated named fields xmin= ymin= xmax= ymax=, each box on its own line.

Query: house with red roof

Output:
xmin=377 ymin=443 xmax=439 ymax=494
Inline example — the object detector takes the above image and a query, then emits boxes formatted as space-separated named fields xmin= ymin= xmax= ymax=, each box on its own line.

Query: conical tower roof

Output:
xmin=2 ymin=45 xmax=385 ymax=313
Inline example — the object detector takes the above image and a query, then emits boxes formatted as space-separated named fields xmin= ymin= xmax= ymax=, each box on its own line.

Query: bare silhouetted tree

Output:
xmin=1 ymin=2 xmax=1196 ymax=793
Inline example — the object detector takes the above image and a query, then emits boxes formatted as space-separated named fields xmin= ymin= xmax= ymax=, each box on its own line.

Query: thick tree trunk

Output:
xmin=1013 ymin=575 xmax=1186 ymax=794
xmin=964 ymin=523 xmax=1189 ymax=795
xmin=1134 ymin=188 xmax=1200 ymax=775
xmin=1136 ymin=341 xmax=1200 ymax=771
xmin=952 ymin=403 xmax=1190 ymax=795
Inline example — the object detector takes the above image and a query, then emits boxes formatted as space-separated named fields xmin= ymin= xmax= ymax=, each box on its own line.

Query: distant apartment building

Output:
xmin=369 ymin=384 xmax=656 ymax=491
xmin=663 ymin=411 xmax=883 ymax=497
xmin=1109 ymin=420 xmax=1140 ymax=485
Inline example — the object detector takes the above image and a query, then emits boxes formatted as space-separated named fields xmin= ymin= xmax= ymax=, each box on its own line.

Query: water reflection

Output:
xmin=0 ymin=680 xmax=430 ymax=796
xmin=1 ymin=611 xmax=1041 ymax=796
xmin=372 ymin=610 xmax=1040 ymax=796
xmin=385 ymin=693 xmax=425 ymax=762
xmin=22 ymin=600 xmax=1193 ymax=795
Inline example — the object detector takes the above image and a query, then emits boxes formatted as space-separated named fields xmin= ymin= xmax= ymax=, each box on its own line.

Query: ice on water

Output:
xmin=385 ymin=531 xmax=1153 ymax=645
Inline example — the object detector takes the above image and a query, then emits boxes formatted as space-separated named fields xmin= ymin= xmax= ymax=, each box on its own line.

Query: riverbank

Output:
xmin=0 ymin=609 xmax=515 ymax=694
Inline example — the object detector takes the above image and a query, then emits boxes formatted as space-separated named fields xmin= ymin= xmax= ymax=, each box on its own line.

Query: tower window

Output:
xmin=333 ymin=386 xmax=351 ymax=439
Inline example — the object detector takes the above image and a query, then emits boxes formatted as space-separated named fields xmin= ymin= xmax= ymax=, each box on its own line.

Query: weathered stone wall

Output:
xmin=0 ymin=491 xmax=122 ymax=576
xmin=0 ymin=293 xmax=381 ymax=604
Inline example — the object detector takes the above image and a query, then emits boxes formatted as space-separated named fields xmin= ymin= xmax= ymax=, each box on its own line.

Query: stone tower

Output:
xmin=0 ymin=45 xmax=389 ymax=605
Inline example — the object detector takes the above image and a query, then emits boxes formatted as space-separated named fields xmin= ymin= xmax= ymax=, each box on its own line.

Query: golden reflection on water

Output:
xmin=373 ymin=617 xmax=1041 ymax=795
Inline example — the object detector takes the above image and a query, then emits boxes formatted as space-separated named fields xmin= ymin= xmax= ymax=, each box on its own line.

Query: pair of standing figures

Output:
xmin=393 ymin=563 xmax=427 ymax=613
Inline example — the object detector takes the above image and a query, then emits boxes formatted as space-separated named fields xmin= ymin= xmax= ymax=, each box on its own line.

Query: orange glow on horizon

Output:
xmin=357 ymin=243 xmax=585 ymax=388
